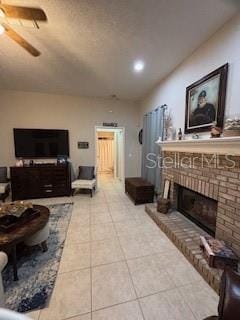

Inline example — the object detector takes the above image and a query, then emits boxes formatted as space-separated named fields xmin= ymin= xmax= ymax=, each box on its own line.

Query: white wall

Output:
xmin=0 ymin=90 xmax=141 ymax=177
xmin=140 ymin=13 xmax=240 ymax=136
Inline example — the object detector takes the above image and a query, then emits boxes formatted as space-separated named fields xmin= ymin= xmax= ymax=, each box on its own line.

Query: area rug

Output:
xmin=2 ymin=202 xmax=73 ymax=313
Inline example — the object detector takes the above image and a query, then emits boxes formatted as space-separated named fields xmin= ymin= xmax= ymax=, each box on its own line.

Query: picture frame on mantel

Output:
xmin=184 ymin=63 xmax=228 ymax=134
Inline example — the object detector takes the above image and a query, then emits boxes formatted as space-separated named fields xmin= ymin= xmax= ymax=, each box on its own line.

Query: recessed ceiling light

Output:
xmin=0 ymin=8 xmax=5 ymax=18
xmin=0 ymin=24 xmax=5 ymax=35
xmin=133 ymin=60 xmax=145 ymax=73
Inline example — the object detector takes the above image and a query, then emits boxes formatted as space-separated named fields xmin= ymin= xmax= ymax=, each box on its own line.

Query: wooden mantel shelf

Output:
xmin=156 ymin=136 xmax=240 ymax=155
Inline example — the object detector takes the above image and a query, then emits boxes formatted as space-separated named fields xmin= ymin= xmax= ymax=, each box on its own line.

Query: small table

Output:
xmin=0 ymin=205 xmax=50 ymax=281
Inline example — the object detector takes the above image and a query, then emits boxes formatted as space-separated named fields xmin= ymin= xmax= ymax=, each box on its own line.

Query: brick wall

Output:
xmin=162 ymin=151 xmax=240 ymax=256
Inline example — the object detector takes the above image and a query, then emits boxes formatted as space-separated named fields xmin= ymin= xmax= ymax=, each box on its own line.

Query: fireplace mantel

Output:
xmin=156 ymin=136 xmax=240 ymax=155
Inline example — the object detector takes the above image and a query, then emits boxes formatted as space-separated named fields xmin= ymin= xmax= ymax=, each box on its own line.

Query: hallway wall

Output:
xmin=0 ymin=90 xmax=141 ymax=177
xmin=140 ymin=13 xmax=240 ymax=137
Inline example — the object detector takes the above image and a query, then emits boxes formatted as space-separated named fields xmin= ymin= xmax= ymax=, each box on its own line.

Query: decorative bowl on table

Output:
xmin=0 ymin=201 xmax=33 ymax=217
xmin=0 ymin=202 xmax=39 ymax=232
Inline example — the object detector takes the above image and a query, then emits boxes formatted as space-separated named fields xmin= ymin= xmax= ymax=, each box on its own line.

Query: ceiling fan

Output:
xmin=0 ymin=1 xmax=47 ymax=57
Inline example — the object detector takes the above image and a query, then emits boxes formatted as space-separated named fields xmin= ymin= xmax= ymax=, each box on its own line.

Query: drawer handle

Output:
xmin=45 ymin=190 xmax=53 ymax=193
xmin=44 ymin=184 xmax=53 ymax=187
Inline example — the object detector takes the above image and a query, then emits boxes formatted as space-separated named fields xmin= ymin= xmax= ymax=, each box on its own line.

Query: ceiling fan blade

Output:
xmin=0 ymin=4 xmax=47 ymax=21
xmin=4 ymin=24 xmax=41 ymax=57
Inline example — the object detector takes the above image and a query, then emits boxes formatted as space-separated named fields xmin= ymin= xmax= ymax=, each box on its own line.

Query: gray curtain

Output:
xmin=141 ymin=107 xmax=164 ymax=193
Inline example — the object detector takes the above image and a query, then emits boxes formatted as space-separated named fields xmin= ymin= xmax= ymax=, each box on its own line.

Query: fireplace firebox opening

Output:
xmin=177 ymin=185 xmax=217 ymax=236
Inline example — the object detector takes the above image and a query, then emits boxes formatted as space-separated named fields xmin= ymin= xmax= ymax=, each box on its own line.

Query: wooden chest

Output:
xmin=125 ymin=177 xmax=154 ymax=205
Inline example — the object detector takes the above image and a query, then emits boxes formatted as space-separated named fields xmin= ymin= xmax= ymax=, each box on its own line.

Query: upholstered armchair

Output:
xmin=71 ymin=166 xmax=96 ymax=197
xmin=0 ymin=167 xmax=10 ymax=203
xmin=0 ymin=252 xmax=8 ymax=308
xmin=204 ymin=268 xmax=240 ymax=320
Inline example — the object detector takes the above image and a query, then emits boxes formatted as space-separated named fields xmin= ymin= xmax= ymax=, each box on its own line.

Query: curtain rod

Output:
xmin=144 ymin=104 xmax=167 ymax=116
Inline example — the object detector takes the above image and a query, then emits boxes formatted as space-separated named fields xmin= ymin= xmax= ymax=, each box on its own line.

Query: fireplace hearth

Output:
xmin=177 ymin=185 xmax=217 ymax=236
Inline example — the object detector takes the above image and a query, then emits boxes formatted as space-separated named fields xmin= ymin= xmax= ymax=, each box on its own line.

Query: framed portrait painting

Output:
xmin=185 ymin=64 xmax=228 ymax=134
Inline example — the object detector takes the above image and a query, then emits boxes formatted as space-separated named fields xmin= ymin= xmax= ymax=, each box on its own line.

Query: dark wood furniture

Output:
xmin=125 ymin=177 xmax=154 ymax=205
xmin=10 ymin=164 xmax=71 ymax=201
xmin=204 ymin=268 xmax=240 ymax=320
xmin=0 ymin=204 xmax=50 ymax=281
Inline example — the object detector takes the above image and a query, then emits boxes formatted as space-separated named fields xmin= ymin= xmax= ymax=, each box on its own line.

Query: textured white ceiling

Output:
xmin=0 ymin=0 xmax=239 ymax=100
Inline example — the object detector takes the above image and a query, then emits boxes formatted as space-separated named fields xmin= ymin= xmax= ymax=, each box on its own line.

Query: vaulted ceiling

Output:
xmin=0 ymin=0 xmax=239 ymax=100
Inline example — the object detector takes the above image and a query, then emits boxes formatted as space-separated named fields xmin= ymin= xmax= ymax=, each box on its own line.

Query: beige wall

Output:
xmin=140 ymin=13 xmax=240 ymax=137
xmin=0 ymin=90 xmax=141 ymax=177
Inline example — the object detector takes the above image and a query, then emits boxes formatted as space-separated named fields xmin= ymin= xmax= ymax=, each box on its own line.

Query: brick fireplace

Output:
xmin=145 ymin=137 xmax=240 ymax=292
xmin=161 ymin=142 xmax=240 ymax=257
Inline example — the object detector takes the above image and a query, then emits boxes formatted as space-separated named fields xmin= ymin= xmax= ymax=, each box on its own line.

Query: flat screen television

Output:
xmin=14 ymin=128 xmax=69 ymax=158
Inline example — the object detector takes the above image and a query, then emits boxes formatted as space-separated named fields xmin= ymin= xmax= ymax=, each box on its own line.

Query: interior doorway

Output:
xmin=95 ymin=127 xmax=125 ymax=182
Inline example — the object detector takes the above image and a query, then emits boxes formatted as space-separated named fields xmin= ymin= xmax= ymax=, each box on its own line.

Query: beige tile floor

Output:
xmin=25 ymin=174 xmax=218 ymax=320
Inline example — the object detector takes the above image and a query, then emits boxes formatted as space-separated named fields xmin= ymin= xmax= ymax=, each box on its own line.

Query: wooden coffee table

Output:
xmin=0 ymin=205 xmax=50 ymax=281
